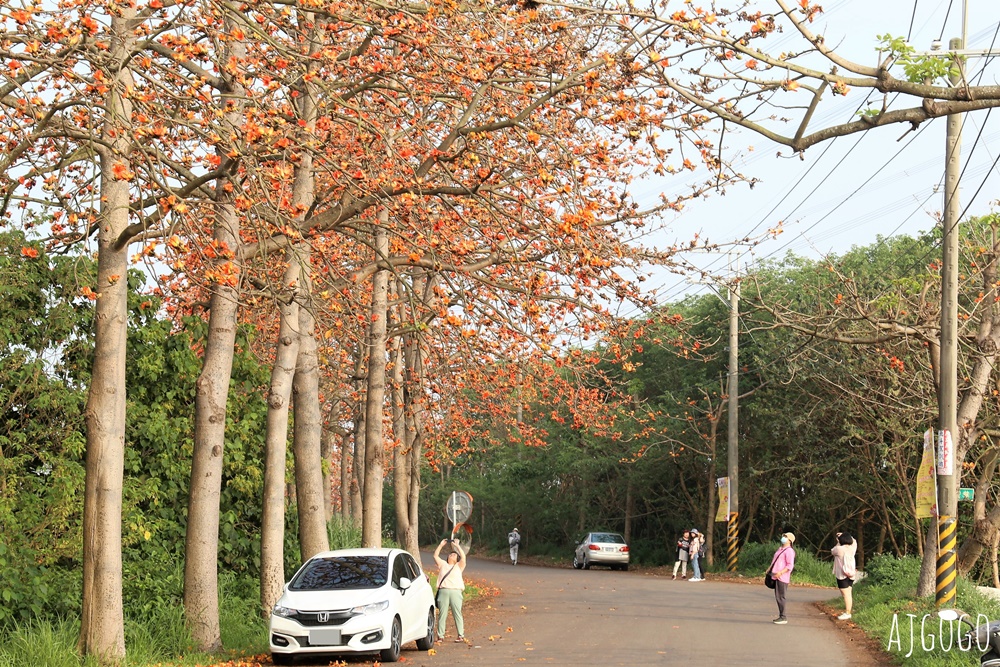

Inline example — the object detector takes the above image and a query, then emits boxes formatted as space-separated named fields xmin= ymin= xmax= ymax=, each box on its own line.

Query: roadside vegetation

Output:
xmin=0 ymin=517 xmax=499 ymax=667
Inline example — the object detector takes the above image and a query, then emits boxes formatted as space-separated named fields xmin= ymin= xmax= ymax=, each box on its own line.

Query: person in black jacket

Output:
xmin=672 ymin=529 xmax=691 ymax=580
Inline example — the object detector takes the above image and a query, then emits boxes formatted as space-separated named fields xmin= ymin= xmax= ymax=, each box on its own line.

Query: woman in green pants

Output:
xmin=433 ymin=539 xmax=468 ymax=642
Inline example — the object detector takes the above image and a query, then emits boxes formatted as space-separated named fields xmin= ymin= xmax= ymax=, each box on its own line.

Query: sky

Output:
xmin=628 ymin=0 xmax=1000 ymax=309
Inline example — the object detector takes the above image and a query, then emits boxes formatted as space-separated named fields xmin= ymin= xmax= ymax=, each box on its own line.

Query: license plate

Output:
xmin=603 ymin=547 xmax=615 ymax=552
xmin=310 ymin=628 xmax=342 ymax=646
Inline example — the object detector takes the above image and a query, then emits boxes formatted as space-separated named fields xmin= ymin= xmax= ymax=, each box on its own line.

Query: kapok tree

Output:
xmin=0 ymin=0 xmax=268 ymax=660
xmin=220 ymin=0 xmax=754 ymax=557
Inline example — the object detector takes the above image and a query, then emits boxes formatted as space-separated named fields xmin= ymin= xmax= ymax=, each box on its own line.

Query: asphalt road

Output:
xmin=410 ymin=554 xmax=879 ymax=667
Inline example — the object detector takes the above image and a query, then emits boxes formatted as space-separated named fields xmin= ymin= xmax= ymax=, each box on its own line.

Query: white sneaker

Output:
xmin=837 ymin=613 xmax=852 ymax=620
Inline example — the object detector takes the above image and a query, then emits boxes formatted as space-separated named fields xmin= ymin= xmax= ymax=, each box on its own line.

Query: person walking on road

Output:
xmin=768 ymin=532 xmax=796 ymax=624
xmin=508 ymin=528 xmax=520 ymax=565
xmin=434 ymin=539 xmax=468 ymax=642
xmin=688 ymin=528 xmax=705 ymax=581
xmin=831 ymin=531 xmax=857 ymax=620
xmin=672 ymin=529 xmax=691 ymax=580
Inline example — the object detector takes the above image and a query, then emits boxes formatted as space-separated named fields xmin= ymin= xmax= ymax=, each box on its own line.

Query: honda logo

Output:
xmin=317 ymin=612 xmax=330 ymax=623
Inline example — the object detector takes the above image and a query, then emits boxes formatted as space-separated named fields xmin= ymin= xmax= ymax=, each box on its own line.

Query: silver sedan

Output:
xmin=572 ymin=532 xmax=630 ymax=571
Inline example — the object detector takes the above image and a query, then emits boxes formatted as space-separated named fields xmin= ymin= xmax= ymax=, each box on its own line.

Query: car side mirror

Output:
xmin=399 ymin=577 xmax=412 ymax=592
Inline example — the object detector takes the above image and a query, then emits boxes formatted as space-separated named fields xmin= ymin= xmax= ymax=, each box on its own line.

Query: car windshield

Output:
xmin=289 ymin=555 xmax=389 ymax=591
xmin=592 ymin=533 xmax=625 ymax=544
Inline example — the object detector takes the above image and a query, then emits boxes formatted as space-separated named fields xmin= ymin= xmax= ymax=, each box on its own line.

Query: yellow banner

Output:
xmin=916 ymin=429 xmax=937 ymax=519
xmin=715 ymin=477 xmax=730 ymax=522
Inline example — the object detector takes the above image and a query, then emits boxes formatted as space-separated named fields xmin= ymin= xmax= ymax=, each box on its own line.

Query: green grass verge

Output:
xmin=836 ymin=553 xmax=1000 ymax=666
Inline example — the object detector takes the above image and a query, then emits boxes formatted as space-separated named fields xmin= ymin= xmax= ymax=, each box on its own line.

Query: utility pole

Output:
xmin=687 ymin=259 xmax=741 ymax=569
xmin=935 ymin=35 xmax=963 ymax=610
xmin=726 ymin=256 xmax=740 ymax=572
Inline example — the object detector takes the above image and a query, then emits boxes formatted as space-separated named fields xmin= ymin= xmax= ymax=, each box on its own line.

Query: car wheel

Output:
xmin=572 ymin=554 xmax=582 ymax=569
xmin=583 ymin=555 xmax=591 ymax=570
xmin=380 ymin=617 xmax=402 ymax=662
xmin=271 ymin=653 xmax=294 ymax=666
xmin=416 ymin=607 xmax=435 ymax=651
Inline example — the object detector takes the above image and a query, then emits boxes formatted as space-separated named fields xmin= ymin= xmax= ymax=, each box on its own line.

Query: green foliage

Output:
xmin=734 ymin=540 xmax=781 ymax=573
xmin=0 ymin=618 xmax=103 ymax=667
xmin=0 ymin=232 xmax=272 ymax=630
xmin=218 ymin=571 xmax=269 ymax=653
xmin=864 ymin=552 xmax=923 ymax=589
xmin=877 ymin=33 xmax=957 ymax=83
xmin=0 ymin=569 xmax=269 ymax=666
xmin=327 ymin=514 xmax=365 ymax=550
xmin=850 ymin=554 xmax=998 ymax=666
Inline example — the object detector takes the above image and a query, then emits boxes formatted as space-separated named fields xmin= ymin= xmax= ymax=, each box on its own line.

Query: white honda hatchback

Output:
xmin=269 ymin=548 xmax=436 ymax=664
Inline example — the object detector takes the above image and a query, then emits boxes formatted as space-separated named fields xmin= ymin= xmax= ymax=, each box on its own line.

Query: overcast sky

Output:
xmin=631 ymin=0 xmax=1000 ymax=308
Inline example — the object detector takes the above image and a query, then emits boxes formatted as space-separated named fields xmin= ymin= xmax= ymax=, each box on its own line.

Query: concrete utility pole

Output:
xmin=936 ymin=35 xmax=963 ymax=610
xmin=726 ymin=257 xmax=740 ymax=572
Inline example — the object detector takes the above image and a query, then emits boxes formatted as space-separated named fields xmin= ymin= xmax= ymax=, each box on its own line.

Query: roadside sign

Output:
xmin=959 ymin=488 xmax=975 ymax=502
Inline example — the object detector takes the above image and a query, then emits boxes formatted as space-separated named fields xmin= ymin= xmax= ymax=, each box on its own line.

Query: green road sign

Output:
xmin=959 ymin=488 xmax=975 ymax=502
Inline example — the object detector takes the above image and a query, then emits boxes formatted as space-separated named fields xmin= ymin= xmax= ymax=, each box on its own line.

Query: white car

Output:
xmin=269 ymin=548 xmax=436 ymax=664
xmin=572 ymin=531 xmax=630 ymax=570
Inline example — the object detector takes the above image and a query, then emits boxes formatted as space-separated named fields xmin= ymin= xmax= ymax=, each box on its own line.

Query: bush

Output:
xmin=863 ymin=552 xmax=922 ymax=589
xmin=733 ymin=541 xmax=778 ymax=573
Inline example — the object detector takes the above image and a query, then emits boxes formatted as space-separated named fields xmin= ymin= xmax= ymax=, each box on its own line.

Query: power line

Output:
xmin=909 ymin=0 xmax=920 ymax=41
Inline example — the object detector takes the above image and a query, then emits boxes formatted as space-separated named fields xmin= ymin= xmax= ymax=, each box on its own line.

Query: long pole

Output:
xmin=726 ymin=257 xmax=740 ymax=572
xmin=936 ymin=36 xmax=962 ymax=609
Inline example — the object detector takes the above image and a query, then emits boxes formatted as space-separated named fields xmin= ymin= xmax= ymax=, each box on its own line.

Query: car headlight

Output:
xmin=272 ymin=605 xmax=297 ymax=618
xmin=351 ymin=600 xmax=390 ymax=615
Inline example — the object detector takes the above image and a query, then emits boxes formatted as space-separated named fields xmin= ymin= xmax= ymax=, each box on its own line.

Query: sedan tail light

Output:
xmin=588 ymin=544 xmax=601 ymax=551
xmin=621 ymin=546 xmax=629 ymax=552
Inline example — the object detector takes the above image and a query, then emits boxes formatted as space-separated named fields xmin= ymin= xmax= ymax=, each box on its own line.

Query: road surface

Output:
xmin=411 ymin=554 xmax=881 ymax=666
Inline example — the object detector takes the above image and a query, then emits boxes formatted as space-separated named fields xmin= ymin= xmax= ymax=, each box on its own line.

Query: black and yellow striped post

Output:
xmin=727 ymin=512 xmax=739 ymax=572
xmin=936 ymin=516 xmax=957 ymax=608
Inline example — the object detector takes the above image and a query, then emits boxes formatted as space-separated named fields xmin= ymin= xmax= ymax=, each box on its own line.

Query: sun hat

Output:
xmin=782 ymin=532 xmax=796 ymax=544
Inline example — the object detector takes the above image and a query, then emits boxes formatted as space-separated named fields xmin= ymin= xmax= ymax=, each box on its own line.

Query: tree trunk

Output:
xmin=259 ymin=259 xmax=300 ymax=618
xmin=361 ymin=219 xmax=390 ymax=547
xmin=351 ymin=346 xmax=366 ymax=528
xmin=917 ymin=525 xmax=937 ymax=597
xmin=992 ymin=528 xmax=999 ymax=589
xmin=184 ymin=19 xmax=246 ymax=648
xmin=704 ymin=414 xmax=720 ymax=567
xmin=624 ymin=477 xmax=634 ymax=544
xmin=340 ymin=431 xmax=352 ymax=520
xmin=957 ymin=449 xmax=1000 ymax=574
xmin=391 ymin=334 xmax=413 ymax=552
xmin=293 ymin=248 xmax=329 ymax=559
xmin=79 ymin=20 xmax=135 ymax=655
xmin=321 ymin=417 xmax=338 ymax=522
xmin=402 ymin=324 xmax=428 ymax=556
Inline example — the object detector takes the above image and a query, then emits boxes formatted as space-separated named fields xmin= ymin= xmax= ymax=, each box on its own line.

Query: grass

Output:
xmin=835 ymin=553 xmax=1000 ymax=666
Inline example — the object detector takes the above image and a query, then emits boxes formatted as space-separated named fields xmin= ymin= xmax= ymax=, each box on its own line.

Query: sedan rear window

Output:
xmin=592 ymin=533 xmax=626 ymax=544
xmin=289 ymin=556 xmax=389 ymax=591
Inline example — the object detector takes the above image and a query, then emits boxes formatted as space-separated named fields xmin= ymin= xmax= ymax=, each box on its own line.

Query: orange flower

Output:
xmin=111 ymin=161 xmax=134 ymax=181
xmin=20 ymin=246 xmax=39 ymax=258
